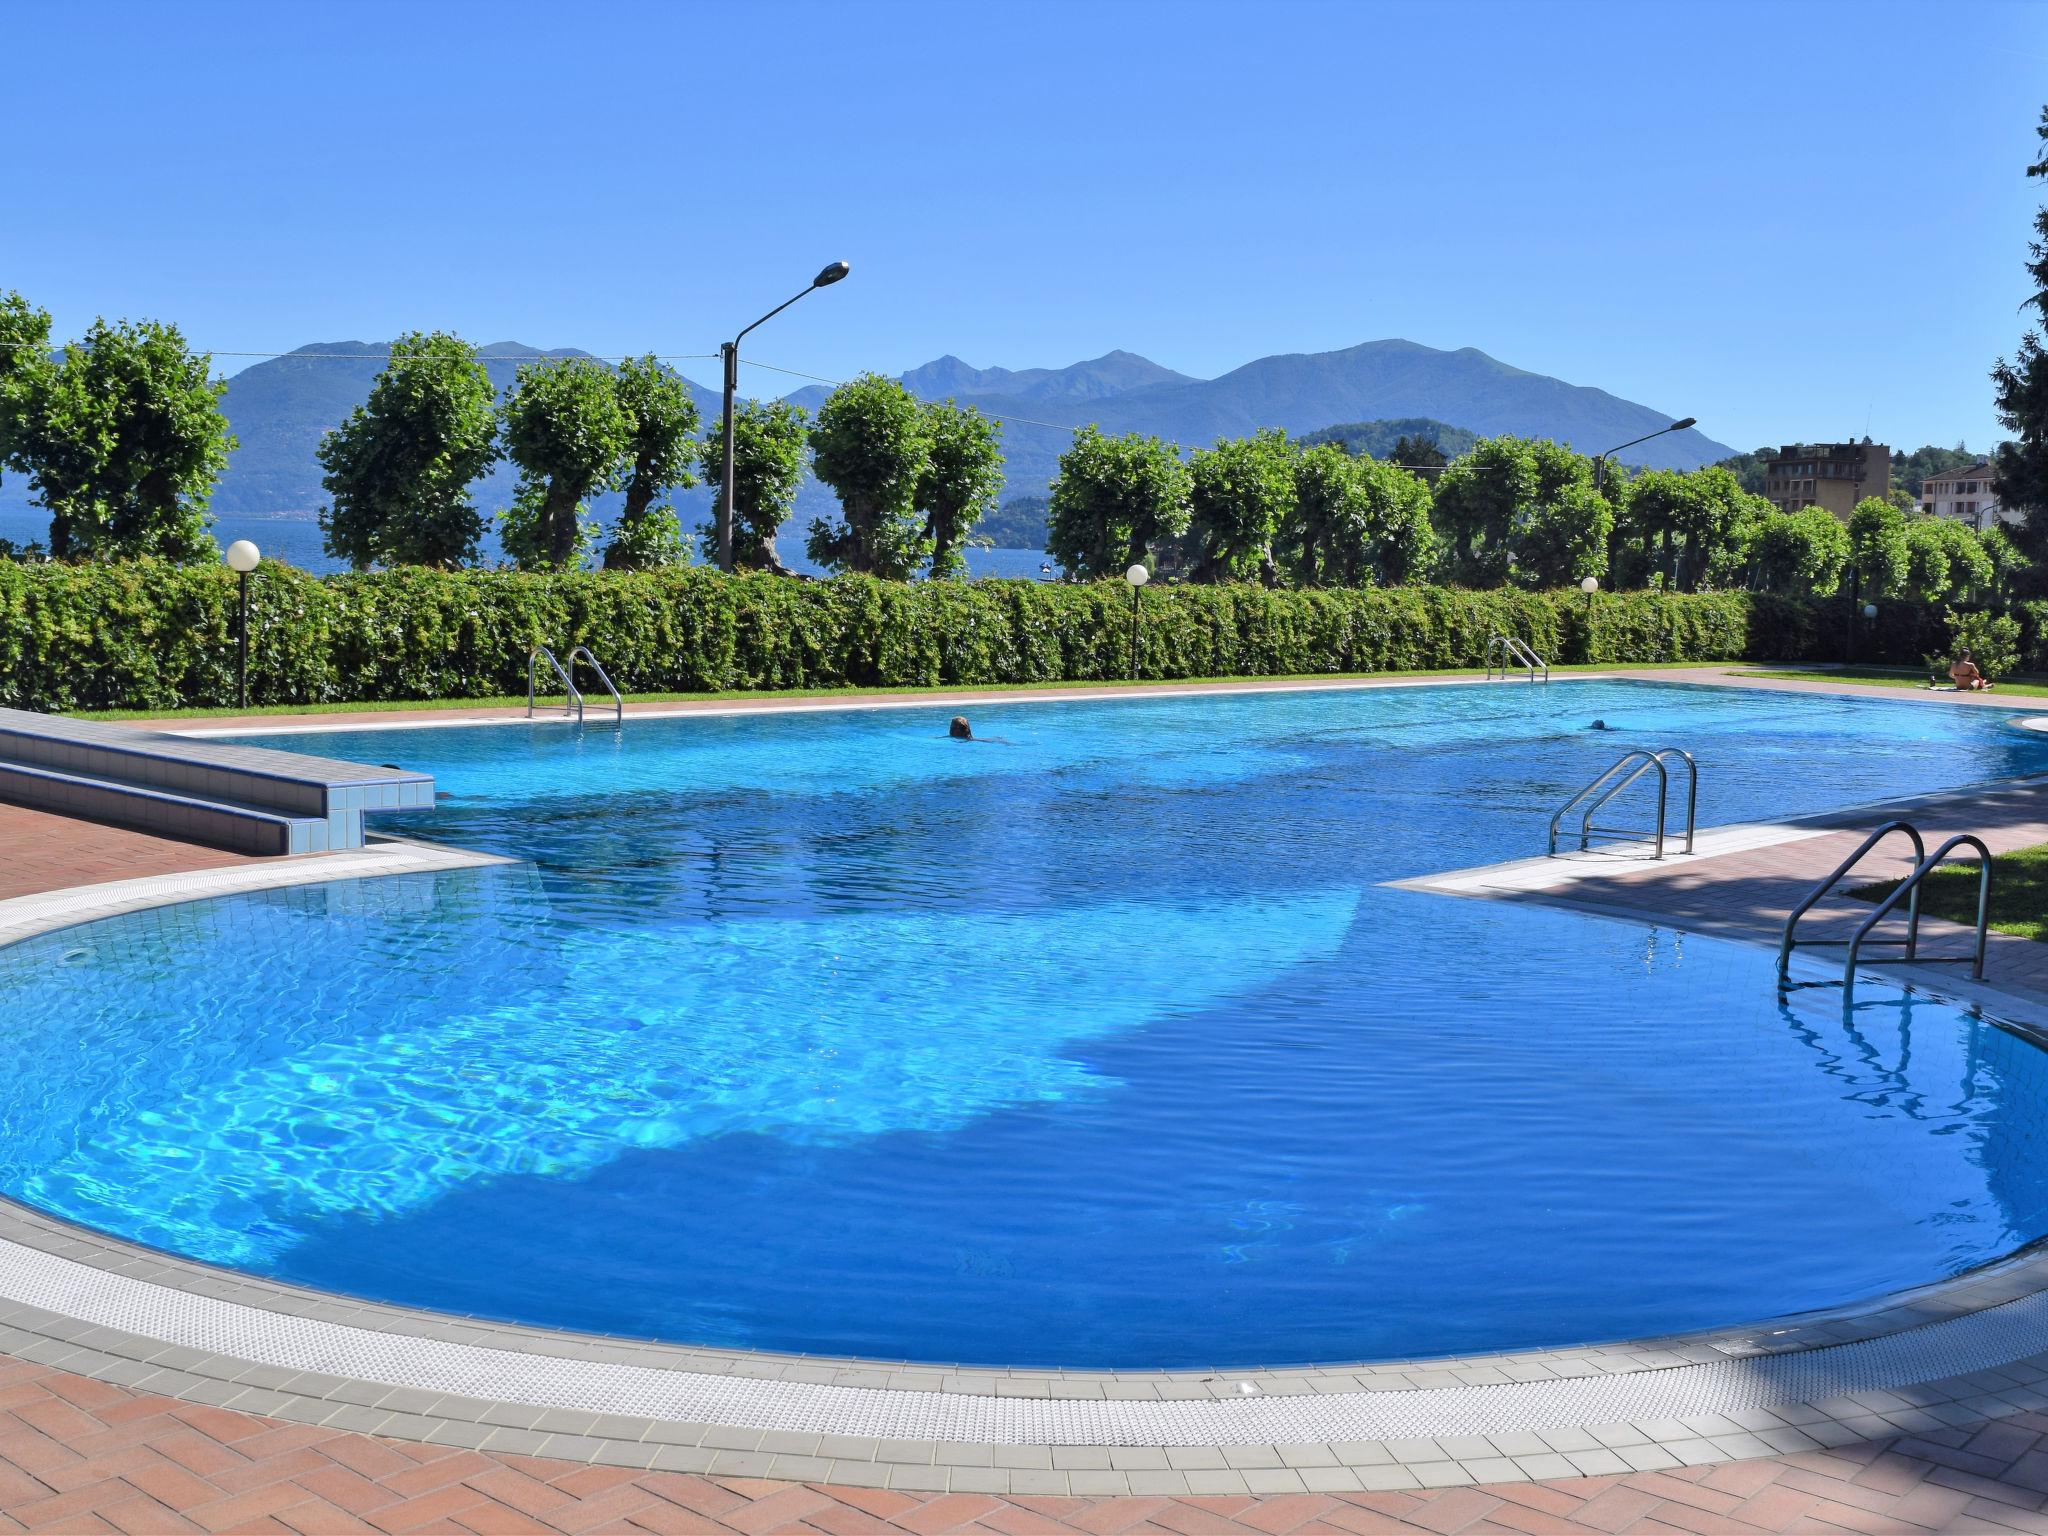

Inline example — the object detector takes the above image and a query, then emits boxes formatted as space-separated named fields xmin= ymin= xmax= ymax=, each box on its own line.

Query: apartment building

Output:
xmin=1920 ymin=460 xmax=2013 ymax=529
xmin=1761 ymin=440 xmax=1891 ymax=520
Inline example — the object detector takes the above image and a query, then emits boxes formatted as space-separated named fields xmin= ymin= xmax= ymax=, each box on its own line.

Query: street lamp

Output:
xmin=1592 ymin=417 xmax=1698 ymax=495
xmin=718 ymin=260 xmax=850 ymax=573
xmin=1125 ymin=563 xmax=1150 ymax=680
xmin=224 ymin=540 xmax=262 ymax=709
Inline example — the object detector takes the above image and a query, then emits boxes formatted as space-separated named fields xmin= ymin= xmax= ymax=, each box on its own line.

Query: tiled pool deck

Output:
xmin=8 ymin=667 xmax=2048 ymax=1532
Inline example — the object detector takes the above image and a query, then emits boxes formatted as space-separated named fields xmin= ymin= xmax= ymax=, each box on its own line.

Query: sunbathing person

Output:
xmin=1949 ymin=649 xmax=1994 ymax=691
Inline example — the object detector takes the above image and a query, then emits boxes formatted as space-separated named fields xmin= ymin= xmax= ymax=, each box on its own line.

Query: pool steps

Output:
xmin=0 ymin=707 xmax=433 ymax=855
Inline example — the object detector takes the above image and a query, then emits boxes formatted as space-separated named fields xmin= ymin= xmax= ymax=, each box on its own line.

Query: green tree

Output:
xmin=0 ymin=292 xmax=53 ymax=484
xmin=1388 ymin=434 xmax=1449 ymax=476
xmin=1613 ymin=468 xmax=1754 ymax=591
xmin=1188 ymin=429 xmax=1295 ymax=584
xmin=1505 ymin=439 xmax=1607 ymax=587
xmin=1045 ymin=427 xmax=1192 ymax=580
xmin=0 ymin=306 xmax=232 ymax=562
xmin=916 ymin=399 xmax=1003 ymax=579
xmin=697 ymin=399 xmax=809 ymax=573
xmin=604 ymin=355 xmax=700 ymax=570
xmin=1284 ymin=445 xmax=1436 ymax=587
xmin=497 ymin=356 xmax=632 ymax=571
xmin=1747 ymin=507 xmax=1850 ymax=597
xmin=1982 ymin=523 xmax=2029 ymax=606
xmin=807 ymin=373 xmax=932 ymax=578
xmin=319 ymin=332 xmax=499 ymax=570
xmin=1903 ymin=515 xmax=1995 ymax=604
xmin=1992 ymin=106 xmax=2048 ymax=571
xmin=1431 ymin=436 xmax=1536 ymax=585
xmin=1847 ymin=496 xmax=1911 ymax=598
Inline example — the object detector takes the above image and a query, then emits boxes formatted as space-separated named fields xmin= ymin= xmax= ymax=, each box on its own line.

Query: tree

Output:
xmin=604 ymin=355 xmax=699 ymax=570
xmin=1388 ymin=434 xmax=1449 ymax=478
xmin=1847 ymin=497 xmax=1911 ymax=598
xmin=497 ymin=356 xmax=632 ymax=571
xmin=1981 ymin=523 xmax=2030 ymax=606
xmin=1431 ymin=436 xmax=1536 ymax=585
xmin=697 ymin=400 xmax=809 ymax=573
xmin=1284 ymin=445 xmax=1436 ymax=587
xmin=1506 ymin=439 xmax=1608 ymax=587
xmin=1748 ymin=507 xmax=1850 ymax=597
xmin=916 ymin=399 xmax=1003 ymax=579
xmin=1044 ymin=426 xmax=1192 ymax=580
xmin=1992 ymin=106 xmax=2048 ymax=571
xmin=1613 ymin=467 xmax=1755 ymax=591
xmin=0 ymin=306 xmax=232 ymax=563
xmin=1903 ymin=515 xmax=1994 ymax=604
xmin=319 ymin=332 xmax=499 ymax=570
xmin=807 ymin=373 xmax=932 ymax=578
xmin=1188 ymin=429 xmax=1295 ymax=584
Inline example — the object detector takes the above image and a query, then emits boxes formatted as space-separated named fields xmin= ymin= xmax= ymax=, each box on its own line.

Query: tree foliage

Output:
xmin=1188 ymin=429 xmax=1295 ymax=584
xmin=0 ymin=299 xmax=232 ymax=563
xmin=1903 ymin=515 xmax=1995 ymax=604
xmin=319 ymin=332 xmax=499 ymax=570
xmin=697 ymin=400 xmax=809 ymax=574
xmin=1613 ymin=467 xmax=1757 ymax=592
xmin=1283 ymin=445 xmax=1437 ymax=587
xmin=604 ymin=355 xmax=699 ymax=571
xmin=497 ymin=356 xmax=632 ymax=571
xmin=1847 ymin=497 xmax=1911 ymax=598
xmin=916 ymin=399 xmax=1003 ymax=579
xmin=1993 ymin=105 xmax=2048 ymax=569
xmin=1748 ymin=507 xmax=1850 ymax=597
xmin=1044 ymin=426 xmax=1192 ymax=580
xmin=1431 ymin=436 xmax=1535 ymax=585
xmin=807 ymin=373 xmax=933 ymax=579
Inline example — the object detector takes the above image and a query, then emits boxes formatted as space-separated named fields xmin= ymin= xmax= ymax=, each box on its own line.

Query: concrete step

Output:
xmin=0 ymin=708 xmax=434 ymax=851
xmin=0 ymin=759 xmax=333 ymax=856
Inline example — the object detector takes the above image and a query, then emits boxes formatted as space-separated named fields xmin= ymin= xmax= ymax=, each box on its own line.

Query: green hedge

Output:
xmin=0 ymin=559 xmax=1963 ymax=712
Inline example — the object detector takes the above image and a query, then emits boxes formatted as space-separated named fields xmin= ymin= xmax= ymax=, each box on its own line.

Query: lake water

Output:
xmin=0 ymin=507 xmax=1056 ymax=581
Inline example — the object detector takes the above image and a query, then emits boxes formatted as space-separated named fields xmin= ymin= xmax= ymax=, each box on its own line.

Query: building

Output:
xmin=1761 ymin=440 xmax=1891 ymax=520
xmin=1920 ymin=460 xmax=2012 ymax=529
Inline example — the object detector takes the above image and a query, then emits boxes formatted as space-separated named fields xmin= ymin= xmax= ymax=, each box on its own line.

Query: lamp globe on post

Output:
xmin=1125 ymin=563 xmax=1150 ymax=682
xmin=224 ymin=540 xmax=262 ymax=710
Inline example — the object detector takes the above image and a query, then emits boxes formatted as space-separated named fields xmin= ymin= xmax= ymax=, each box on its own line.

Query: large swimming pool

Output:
xmin=5 ymin=680 xmax=2048 ymax=1369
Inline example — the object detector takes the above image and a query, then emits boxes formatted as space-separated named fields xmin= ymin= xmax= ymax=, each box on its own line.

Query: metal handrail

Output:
xmin=1550 ymin=750 xmax=1666 ymax=857
xmin=1775 ymin=819 xmax=1926 ymax=985
xmin=1547 ymin=746 xmax=1696 ymax=860
xmin=1844 ymin=833 xmax=1992 ymax=992
xmin=568 ymin=646 xmax=624 ymax=726
xmin=526 ymin=644 xmax=584 ymax=723
xmin=1485 ymin=634 xmax=1550 ymax=682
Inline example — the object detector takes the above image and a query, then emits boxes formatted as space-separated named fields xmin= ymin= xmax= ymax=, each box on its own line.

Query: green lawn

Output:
xmin=1740 ymin=664 xmax=2048 ymax=699
xmin=1849 ymin=843 xmax=2048 ymax=944
xmin=78 ymin=660 xmax=1718 ymax=723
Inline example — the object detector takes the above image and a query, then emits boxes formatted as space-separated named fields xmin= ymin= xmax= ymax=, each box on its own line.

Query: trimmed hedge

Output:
xmin=0 ymin=559 xmax=1963 ymax=712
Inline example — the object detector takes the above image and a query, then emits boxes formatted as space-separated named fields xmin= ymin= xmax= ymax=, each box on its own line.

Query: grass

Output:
xmin=1739 ymin=663 xmax=2048 ymax=699
xmin=76 ymin=659 xmax=1721 ymax=722
xmin=1849 ymin=842 xmax=2048 ymax=945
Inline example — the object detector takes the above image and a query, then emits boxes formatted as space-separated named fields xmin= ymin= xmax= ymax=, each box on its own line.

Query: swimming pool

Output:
xmin=4 ymin=679 xmax=2048 ymax=1369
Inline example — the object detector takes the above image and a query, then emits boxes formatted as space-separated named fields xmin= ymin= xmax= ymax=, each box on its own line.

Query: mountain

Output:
xmin=0 ymin=337 xmax=1734 ymax=539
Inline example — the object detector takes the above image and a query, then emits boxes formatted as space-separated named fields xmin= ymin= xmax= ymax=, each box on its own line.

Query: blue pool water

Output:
xmin=5 ymin=680 xmax=2048 ymax=1368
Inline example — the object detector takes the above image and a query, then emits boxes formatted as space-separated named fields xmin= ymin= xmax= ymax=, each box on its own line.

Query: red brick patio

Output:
xmin=6 ymin=1352 xmax=2048 ymax=1535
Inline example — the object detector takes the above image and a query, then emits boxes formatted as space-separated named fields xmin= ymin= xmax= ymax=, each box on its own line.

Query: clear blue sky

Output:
xmin=4 ymin=0 xmax=2045 ymax=454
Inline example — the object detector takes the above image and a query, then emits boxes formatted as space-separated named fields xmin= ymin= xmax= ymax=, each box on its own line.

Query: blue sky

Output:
xmin=3 ymin=0 xmax=2045 ymax=454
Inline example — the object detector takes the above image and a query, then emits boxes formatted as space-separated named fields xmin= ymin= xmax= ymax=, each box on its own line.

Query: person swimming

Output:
xmin=947 ymin=716 xmax=1010 ymax=744
xmin=1590 ymin=719 xmax=1612 ymax=730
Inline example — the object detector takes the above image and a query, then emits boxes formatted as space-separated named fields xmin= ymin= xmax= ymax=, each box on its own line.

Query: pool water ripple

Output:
xmin=5 ymin=679 xmax=2048 ymax=1368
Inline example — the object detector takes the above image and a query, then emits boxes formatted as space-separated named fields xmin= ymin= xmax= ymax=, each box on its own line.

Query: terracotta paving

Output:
xmin=0 ymin=801 xmax=257 ymax=902
xmin=7 ymin=668 xmax=2048 ymax=1531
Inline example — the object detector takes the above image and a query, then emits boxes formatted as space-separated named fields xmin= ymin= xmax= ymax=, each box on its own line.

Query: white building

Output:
xmin=1921 ymin=460 xmax=2013 ymax=529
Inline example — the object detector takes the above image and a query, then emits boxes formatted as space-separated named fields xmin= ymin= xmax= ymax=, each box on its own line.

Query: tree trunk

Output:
xmin=542 ymin=478 xmax=582 ymax=567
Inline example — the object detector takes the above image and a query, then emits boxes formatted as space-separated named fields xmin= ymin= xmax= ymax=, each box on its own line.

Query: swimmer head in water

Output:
xmin=949 ymin=716 xmax=973 ymax=740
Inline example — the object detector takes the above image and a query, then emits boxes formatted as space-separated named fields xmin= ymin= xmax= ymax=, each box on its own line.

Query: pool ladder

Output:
xmin=1485 ymin=635 xmax=1549 ymax=682
xmin=1548 ymin=748 xmax=1696 ymax=860
xmin=1777 ymin=819 xmax=1991 ymax=994
xmin=526 ymin=644 xmax=624 ymax=727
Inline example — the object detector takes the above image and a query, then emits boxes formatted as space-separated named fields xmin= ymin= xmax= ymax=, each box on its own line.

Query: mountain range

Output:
xmin=0 ymin=338 xmax=1735 ymax=533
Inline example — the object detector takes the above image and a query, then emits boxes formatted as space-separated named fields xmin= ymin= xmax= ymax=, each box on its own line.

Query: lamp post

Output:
xmin=1592 ymin=417 xmax=1698 ymax=496
xmin=1579 ymin=574 xmax=1599 ymax=662
xmin=1125 ymin=562 xmax=1150 ymax=680
xmin=224 ymin=540 xmax=262 ymax=709
xmin=718 ymin=260 xmax=850 ymax=573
